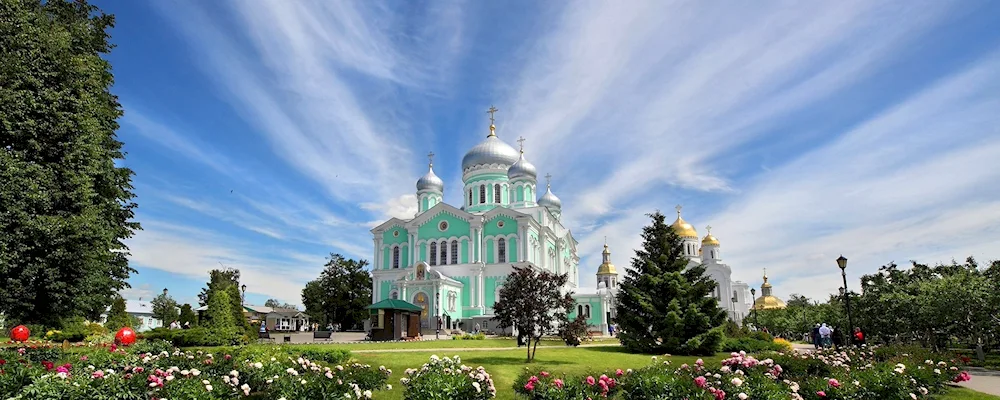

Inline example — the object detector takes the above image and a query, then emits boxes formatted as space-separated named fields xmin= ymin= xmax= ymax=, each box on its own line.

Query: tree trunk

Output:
xmin=526 ymin=336 xmax=532 ymax=362
xmin=531 ymin=335 xmax=540 ymax=361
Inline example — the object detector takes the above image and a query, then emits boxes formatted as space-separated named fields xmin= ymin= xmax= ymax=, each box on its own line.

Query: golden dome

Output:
xmin=671 ymin=205 xmax=698 ymax=238
xmin=596 ymin=243 xmax=617 ymax=275
xmin=753 ymin=296 xmax=787 ymax=310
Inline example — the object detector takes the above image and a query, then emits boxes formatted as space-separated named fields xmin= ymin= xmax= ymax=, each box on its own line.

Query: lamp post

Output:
xmin=750 ymin=288 xmax=758 ymax=329
xmin=240 ymin=284 xmax=247 ymax=306
xmin=837 ymin=255 xmax=854 ymax=347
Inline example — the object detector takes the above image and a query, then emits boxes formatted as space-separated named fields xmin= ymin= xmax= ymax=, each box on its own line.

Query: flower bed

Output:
xmin=400 ymin=354 xmax=497 ymax=400
xmin=513 ymin=347 xmax=972 ymax=400
xmin=0 ymin=341 xmax=389 ymax=399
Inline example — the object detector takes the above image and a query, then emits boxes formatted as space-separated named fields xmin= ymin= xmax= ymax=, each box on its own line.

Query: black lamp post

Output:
xmin=750 ymin=288 xmax=758 ymax=329
xmin=240 ymin=284 xmax=247 ymax=306
xmin=837 ymin=255 xmax=854 ymax=346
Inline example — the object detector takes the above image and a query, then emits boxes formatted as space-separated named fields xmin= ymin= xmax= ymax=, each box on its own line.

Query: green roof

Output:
xmin=366 ymin=299 xmax=423 ymax=312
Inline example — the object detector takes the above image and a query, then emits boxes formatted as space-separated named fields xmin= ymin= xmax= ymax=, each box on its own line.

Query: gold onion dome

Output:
xmin=753 ymin=296 xmax=787 ymax=310
xmin=670 ymin=205 xmax=698 ymax=238
xmin=597 ymin=244 xmax=617 ymax=275
xmin=702 ymin=226 xmax=720 ymax=246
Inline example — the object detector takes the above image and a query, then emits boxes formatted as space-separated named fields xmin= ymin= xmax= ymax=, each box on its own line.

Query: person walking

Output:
xmin=818 ymin=323 xmax=832 ymax=348
xmin=811 ymin=324 xmax=821 ymax=349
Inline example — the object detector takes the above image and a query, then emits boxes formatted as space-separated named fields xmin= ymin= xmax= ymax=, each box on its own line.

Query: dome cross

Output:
xmin=487 ymin=105 xmax=498 ymax=125
xmin=675 ymin=204 xmax=683 ymax=217
xmin=545 ymin=173 xmax=552 ymax=188
xmin=427 ymin=151 xmax=435 ymax=167
xmin=706 ymin=225 xmax=712 ymax=234
xmin=517 ymin=136 xmax=526 ymax=153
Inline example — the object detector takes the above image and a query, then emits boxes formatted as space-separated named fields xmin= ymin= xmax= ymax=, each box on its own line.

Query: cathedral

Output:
xmin=369 ymin=108 xmax=751 ymax=335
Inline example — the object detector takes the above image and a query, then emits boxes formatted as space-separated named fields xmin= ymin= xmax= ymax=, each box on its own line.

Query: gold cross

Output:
xmin=675 ymin=204 xmax=683 ymax=216
xmin=517 ymin=136 xmax=526 ymax=152
xmin=487 ymin=105 xmax=498 ymax=125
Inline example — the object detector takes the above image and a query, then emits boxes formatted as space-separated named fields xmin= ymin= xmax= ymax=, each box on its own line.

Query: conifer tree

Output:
xmin=616 ymin=211 xmax=727 ymax=355
xmin=104 ymin=297 xmax=132 ymax=330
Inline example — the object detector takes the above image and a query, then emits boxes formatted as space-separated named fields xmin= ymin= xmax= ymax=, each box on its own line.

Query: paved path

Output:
xmin=791 ymin=343 xmax=1000 ymax=397
xmin=351 ymin=343 xmax=620 ymax=353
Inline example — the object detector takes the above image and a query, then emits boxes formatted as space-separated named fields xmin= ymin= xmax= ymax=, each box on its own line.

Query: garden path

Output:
xmin=791 ymin=343 xmax=1000 ymax=396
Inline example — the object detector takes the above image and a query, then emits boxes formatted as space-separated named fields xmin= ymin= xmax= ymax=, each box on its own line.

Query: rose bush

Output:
xmin=511 ymin=347 xmax=971 ymax=400
xmin=400 ymin=354 xmax=496 ymax=400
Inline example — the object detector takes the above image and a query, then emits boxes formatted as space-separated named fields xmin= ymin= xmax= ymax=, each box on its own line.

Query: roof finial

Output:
xmin=487 ymin=105 xmax=498 ymax=137
xmin=706 ymin=225 xmax=712 ymax=235
xmin=763 ymin=268 xmax=768 ymax=282
xmin=517 ymin=136 xmax=526 ymax=154
xmin=427 ymin=151 xmax=435 ymax=168
xmin=545 ymin=173 xmax=552 ymax=188
xmin=675 ymin=204 xmax=683 ymax=218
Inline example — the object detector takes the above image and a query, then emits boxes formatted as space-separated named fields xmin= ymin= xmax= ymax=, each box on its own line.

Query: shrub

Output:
xmin=721 ymin=337 xmax=784 ymax=353
xmin=128 ymin=339 xmax=175 ymax=356
xmin=772 ymin=338 xmax=793 ymax=352
xmin=559 ymin=315 xmax=588 ymax=347
xmin=459 ymin=333 xmax=486 ymax=340
xmin=401 ymin=355 xmax=496 ymax=400
xmin=297 ymin=348 xmax=351 ymax=365
xmin=514 ymin=367 xmax=622 ymax=399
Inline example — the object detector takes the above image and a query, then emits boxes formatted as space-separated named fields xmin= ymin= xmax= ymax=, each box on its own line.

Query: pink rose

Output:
xmin=524 ymin=382 xmax=535 ymax=391
xmin=817 ymin=391 xmax=827 ymax=397
xmin=616 ymin=369 xmax=624 ymax=376
xmin=828 ymin=378 xmax=841 ymax=388
xmin=586 ymin=376 xmax=596 ymax=386
xmin=553 ymin=379 xmax=564 ymax=388
xmin=540 ymin=371 xmax=549 ymax=377
xmin=694 ymin=376 xmax=707 ymax=388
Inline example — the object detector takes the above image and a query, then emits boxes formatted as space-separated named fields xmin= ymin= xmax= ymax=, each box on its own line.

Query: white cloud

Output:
xmin=120 ymin=284 xmax=155 ymax=302
xmin=361 ymin=194 xmax=419 ymax=226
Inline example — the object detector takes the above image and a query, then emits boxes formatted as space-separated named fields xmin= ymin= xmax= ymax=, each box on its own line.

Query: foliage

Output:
xmin=721 ymin=336 xmax=786 ymax=353
xmin=456 ymin=333 xmax=486 ymax=340
xmin=301 ymin=253 xmax=373 ymax=330
xmin=103 ymin=297 xmax=133 ymax=331
xmin=0 ymin=0 xmax=140 ymax=327
xmin=198 ymin=270 xmax=250 ymax=335
xmin=514 ymin=368 xmax=623 ymax=399
xmin=151 ymin=291 xmax=179 ymax=325
xmin=0 ymin=342 xmax=390 ymax=399
xmin=400 ymin=355 xmax=496 ymax=400
xmin=493 ymin=265 xmax=576 ymax=362
xmin=559 ymin=315 xmax=589 ymax=347
xmin=855 ymin=257 xmax=1000 ymax=352
xmin=615 ymin=211 xmax=727 ymax=355
xmin=178 ymin=304 xmax=196 ymax=327
xmin=264 ymin=299 xmax=296 ymax=309
xmin=197 ymin=268 xmax=239 ymax=306
xmin=773 ymin=338 xmax=793 ymax=352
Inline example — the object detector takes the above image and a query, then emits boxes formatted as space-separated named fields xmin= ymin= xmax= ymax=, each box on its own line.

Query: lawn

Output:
xmin=938 ymin=388 xmax=1000 ymax=400
xmin=349 ymin=346 xmax=710 ymax=400
xmin=289 ymin=337 xmax=618 ymax=351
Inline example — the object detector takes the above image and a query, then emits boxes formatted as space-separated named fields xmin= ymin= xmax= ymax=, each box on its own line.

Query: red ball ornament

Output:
xmin=10 ymin=325 xmax=29 ymax=342
xmin=114 ymin=327 xmax=136 ymax=346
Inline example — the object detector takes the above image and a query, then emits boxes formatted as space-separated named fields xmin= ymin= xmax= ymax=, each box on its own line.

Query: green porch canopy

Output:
xmin=366 ymin=299 xmax=423 ymax=312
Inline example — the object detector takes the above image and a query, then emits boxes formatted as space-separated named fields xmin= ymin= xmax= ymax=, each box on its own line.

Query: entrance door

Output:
xmin=446 ymin=315 xmax=452 ymax=330
xmin=412 ymin=293 xmax=429 ymax=328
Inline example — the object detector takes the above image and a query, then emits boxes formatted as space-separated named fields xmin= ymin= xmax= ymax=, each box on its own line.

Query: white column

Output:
xmin=479 ymin=270 xmax=486 ymax=312
xmin=519 ymin=226 xmax=527 ymax=262
xmin=476 ymin=228 xmax=483 ymax=263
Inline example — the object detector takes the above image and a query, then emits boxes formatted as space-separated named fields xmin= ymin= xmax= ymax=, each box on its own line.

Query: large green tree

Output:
xmin=492 ymin=265 xmax=576 ymax=361
xmin=615 ymin=211 xmax=726 ymax=355
xmin=301 ymin=254 xmax=372 ymax=329
xmin=198 ymin=268 xmax=249 ymax=333
xmin=178 ymin=304 xmax=196 ymax=327
xmin=151 ymin=291 xmax=179 ymax=324
xmin=104 ymin=296 xmax=132 ymax=330
xmin=0 ymin=0 xmax=140 ymax=326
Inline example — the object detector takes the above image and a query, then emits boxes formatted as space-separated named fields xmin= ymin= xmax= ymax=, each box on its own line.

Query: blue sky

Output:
xmin=96 ymin=0 xmax=1000 ymax=307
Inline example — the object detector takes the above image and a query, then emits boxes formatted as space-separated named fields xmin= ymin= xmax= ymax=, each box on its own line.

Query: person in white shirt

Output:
xmin=818 ymin=323 xmax=832 ymax=348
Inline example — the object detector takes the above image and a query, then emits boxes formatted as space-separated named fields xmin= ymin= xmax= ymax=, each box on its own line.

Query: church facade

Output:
xmin=369 ymin=108 xmax=750 ymax=335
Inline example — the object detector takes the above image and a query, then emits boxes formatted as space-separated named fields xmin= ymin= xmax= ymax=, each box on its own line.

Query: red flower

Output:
xmin=952 ymin=371 xmax=971 ymax=383
xmin=0 ymin=359 xmax=6 ymax=366
xmin=41 ymin=361 xmax=54 ymax=371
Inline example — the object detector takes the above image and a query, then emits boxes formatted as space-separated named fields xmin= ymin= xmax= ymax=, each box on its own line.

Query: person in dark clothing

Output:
xmin=811 ymin=324 xmax=821 ymax=349
xmin=832 ymin=326 xmax=844 ymax=349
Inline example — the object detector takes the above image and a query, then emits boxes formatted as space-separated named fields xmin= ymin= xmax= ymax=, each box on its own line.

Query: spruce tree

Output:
xmin=616 ymin=211 xmax=727 ymax=355
xmin=178 ymin=304 xmax=197 ymax=327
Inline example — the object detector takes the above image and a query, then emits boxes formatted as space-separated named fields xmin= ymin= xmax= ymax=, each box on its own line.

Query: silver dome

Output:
xmin=538 ymin=185 xmax=562 ymax=209
xmin=507 ymin=152 xmax=537 ymax=181
xmin=416 ymin=165 xmax=444 ymax=192
xmin=462 ymin=134 xmax=520 ymax=171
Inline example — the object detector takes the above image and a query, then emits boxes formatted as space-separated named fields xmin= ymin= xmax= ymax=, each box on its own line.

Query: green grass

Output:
xmin=281 ymin=337 xmax=618 ymax=351
xmin=350 ymin=346 xmax=709 ymax=400
xmin=937 ymin=387 xmax=1000 ymax=400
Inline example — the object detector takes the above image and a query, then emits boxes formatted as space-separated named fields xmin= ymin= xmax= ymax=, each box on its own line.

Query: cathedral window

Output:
xmin=494 ymin=184 xmax=501 ymax=203
xmin=498 ymin=238 xmax=506 ymax=263
xmin=468 ymin=188 xmax=473 ymax=206
xmin=390 ymin=291 xmax=398 ymax=300
xmin=584 ymin=305 xmax=591 ymax=318
xmin=440 ymin=241 xmax=448 ymax=265
xmin=392 ymin=246 xmax=400 ymax=269
xmin=577 ymin=305 xmax=583 ymax=316
xmin=479 ymin=185 xmax=486 ymax=203
xmin=429 ymin=242 xmax=437 ymax=266
xmin=450 ymin=240 xmax=458 ymax=264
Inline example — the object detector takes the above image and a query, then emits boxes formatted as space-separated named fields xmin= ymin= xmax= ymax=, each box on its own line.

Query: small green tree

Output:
xmin=492 ymin=265 xmax=575 ymax=362
xmin=615 ymin=211 xmax=727 ymax=355
xmin=178 ymin=304 xmax=196 ymax=326
xmin=205 ymin=289 xmax=236 ymax=333
xmin=151 ymin=291 xmax=179 ymax=324
xmin=104 ymin=297 xmax=132 ymax=330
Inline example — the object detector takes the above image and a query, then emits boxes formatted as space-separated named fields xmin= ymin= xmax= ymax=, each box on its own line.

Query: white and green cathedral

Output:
xmin=369 ymin=110 xmax=751 ymax=335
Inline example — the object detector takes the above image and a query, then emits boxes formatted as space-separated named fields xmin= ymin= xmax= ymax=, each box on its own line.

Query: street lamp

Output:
xmin=750 ymin=288 xmax=758 ymax=329
xmin=163 ymin=288 xmax=168 ymax=296
xmin=837 ymin=255 xmax=854 ymax=346
xmin=240 ymin=284 xmax=247 ymax=306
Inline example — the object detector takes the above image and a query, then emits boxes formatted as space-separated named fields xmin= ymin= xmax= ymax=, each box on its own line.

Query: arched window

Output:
xmin=498 ymin=238 xmax=506 ymax=263
xmin=468 ymin=188 xmax=473 ymax=206
xmin=392 ymin=246 xmax=400 ymax=269
xmin=440 ymin=241 xmax=448 ymax=265
xmin=584 ymin=305 xmax=591 ymax=318
xmin=391 ymin=291 xmax=398 ymax=300
xmin=494 ymin=184 xmax=501 ymax=203
xmin=450 ymin=240 xmax=458 ymax=264
xmin=577 ymin=305 xmax=583 ymax=316
xmin=429 ymin=242 xmax=437 ymax=266
xmin=479 ymin=184 xmax=486 ymax=203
